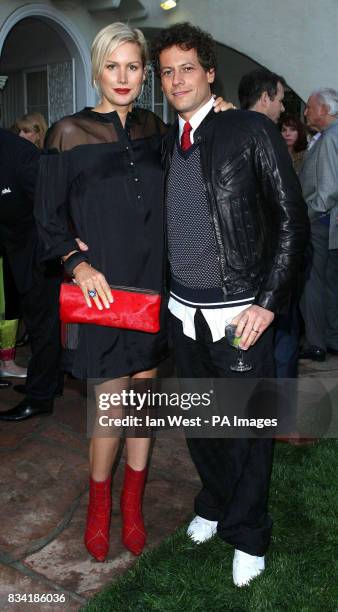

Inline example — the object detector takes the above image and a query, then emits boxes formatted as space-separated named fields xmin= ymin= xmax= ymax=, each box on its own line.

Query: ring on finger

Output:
xmin=251 ymin=329 xmax=259 ymax=334
xmin=88 ymin=289 xmax=97 ymax=298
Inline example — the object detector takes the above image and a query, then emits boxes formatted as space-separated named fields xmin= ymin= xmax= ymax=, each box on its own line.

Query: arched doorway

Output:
xmin=0 ymin=4 xmax=94 ymax=128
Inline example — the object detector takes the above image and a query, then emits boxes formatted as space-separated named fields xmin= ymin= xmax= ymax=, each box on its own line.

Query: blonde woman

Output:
xmin=16 ymin=112 xmax=47 ymax=149
xmin=35 ymin=22 xmax=229 ymax=562
xmin=34 ymin=22 xmax=169 ymax=563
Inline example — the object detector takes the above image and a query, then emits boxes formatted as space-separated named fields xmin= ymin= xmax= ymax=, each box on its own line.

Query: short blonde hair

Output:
xmin=91 ymin=22 xmax=147 ymax=86
xmin=15 ymin=112 xmax=48 ymax=148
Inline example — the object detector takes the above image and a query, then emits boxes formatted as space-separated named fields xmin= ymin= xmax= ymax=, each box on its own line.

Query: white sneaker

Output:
xmin=0 ymin=360 xmax=27 ymax=378
xmin=187 ymin=515 xmax=218 ymax=544
xmin=232 ymin=549 xmax=265 ymax=587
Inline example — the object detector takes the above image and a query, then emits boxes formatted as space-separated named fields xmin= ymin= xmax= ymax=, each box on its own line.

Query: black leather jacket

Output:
xmin=162 ymin=109 xmax=309 ymax=313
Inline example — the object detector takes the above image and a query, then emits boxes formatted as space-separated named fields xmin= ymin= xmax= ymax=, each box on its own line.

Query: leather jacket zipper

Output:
xmin=196 ymin=135 xmax=229 ymax=300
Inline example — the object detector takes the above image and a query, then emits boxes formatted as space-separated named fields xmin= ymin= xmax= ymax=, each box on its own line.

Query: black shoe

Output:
xmin=12 ymin=384 xmax=26 ymax=395
xmin=0 ymin=378 xmax=12 ymax=389
xmin=12 ymin=384 xmax=63 ymax=398
xmin=299 ymin=346 xmax=326 ymax=362
xmin=327 ymin=346 xmax=338 ymax=356
xmin=0 ymin=397 xmax=53 ymax=421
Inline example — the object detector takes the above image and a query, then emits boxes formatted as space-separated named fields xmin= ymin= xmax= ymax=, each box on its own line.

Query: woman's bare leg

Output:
xmin=125 ymin=368 xmax=156 ymax=467
xmin=89 ymin=437 xmax=120 ymax=481
xmin=85 ymin=376 xmax=130 ymax=561
xmin=90 ymin=377 xmax=129 ymax=480
xmin=86 ymin=369 xmax=156 ymax=557
xmin=121 ymin=368 xmax=156 ymax=555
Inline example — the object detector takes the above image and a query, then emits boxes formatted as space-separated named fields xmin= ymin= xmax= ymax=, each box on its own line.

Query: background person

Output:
xmin=0 ymin=129 xmax=63 ymax=420
xmin=0 ymin=112 xmax=49 ymax=373
xmin=16 ymin=112 xmax=48 ymax=149
xmin=239 ymin=69 xmax=304 ymax=379
xmin=280 ymin=113 xmax=308 ymax=173
xmin=0 ymin=252 xmax=27 ymax=379
xmin=15 ymin=112 xmax=48 ymax=349
xmin=238 ymin=68 xmax=286 ymax=123
xmin=299 ymin=88 xmax=338 ymax=362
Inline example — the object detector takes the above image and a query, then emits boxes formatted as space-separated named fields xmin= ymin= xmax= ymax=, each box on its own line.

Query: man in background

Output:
xmin=0 ymin=128 xmax=62 ymax=421
xmin=238 ymin=68 xmax=302 ymax=379
xmin=299 ymin=88 xmax=338 ymax=361
xmin=238 ymin=68 xmax=286 ymax=123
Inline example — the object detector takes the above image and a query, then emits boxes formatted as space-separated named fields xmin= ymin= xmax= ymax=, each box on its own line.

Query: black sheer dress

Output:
xmin=35 ymin=107 xmax=168 ymax=379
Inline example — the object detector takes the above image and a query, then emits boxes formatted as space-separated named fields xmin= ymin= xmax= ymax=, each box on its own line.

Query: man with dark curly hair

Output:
xmin=151 ymin=22 xmax=308 ymax=587
xmin=151 ymin=21 xmax=217 ymax=76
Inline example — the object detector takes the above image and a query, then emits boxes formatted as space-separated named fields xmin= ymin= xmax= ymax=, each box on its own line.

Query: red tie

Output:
xmin=181 ymin=121 xmax=192 ymax=151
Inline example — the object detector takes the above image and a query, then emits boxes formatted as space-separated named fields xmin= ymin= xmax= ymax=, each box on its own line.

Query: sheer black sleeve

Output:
xmin=34 ymin=150 xmax=78 ymax=260
xmin=45 ymin=116 xmax=82 ymax=152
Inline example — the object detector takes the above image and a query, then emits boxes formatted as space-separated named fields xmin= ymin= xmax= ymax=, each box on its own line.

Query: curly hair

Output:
xmin=279 ymin=113 xmax=308 ymax=152
xmin=150 ymin=22 xmax=217 ymax=76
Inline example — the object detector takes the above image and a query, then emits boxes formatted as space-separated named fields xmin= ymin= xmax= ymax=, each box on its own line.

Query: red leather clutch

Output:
xmin=59 ymin=282 xmax=161 ymax=333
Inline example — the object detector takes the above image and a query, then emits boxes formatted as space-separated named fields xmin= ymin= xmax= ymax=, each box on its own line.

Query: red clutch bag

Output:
xmin=59 ymin=282 xmax=161 ymax=333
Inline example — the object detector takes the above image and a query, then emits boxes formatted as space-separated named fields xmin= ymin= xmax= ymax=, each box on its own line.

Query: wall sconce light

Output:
xmin=160 ymin=0 xmax=177 ymax=10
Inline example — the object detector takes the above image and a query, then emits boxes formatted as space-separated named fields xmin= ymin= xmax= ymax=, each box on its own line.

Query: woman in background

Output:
xmin=16 ymin=112 xmax=47 ymax=149
xmin=280 ymin=113 xmax=308 ymax=173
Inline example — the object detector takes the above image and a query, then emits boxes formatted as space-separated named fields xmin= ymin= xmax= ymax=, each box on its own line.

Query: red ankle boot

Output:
xmin=84 ymin=476 xmax=112 ymax=562
xmin=120 ymin=464 xmax=147 ymax=556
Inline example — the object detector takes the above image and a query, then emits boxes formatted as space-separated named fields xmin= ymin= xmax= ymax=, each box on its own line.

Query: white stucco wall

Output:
xmin=210 ymin=44 xmax=262 ymax=106
xmin=133 ymin=0 xmax=338 ymax=102
xmin=0 ymin=0 xmax=337 ymax=106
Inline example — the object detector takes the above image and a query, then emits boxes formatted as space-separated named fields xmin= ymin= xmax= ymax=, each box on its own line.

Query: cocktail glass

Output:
xmin=225 ymin=323 xmax=253 ymax=372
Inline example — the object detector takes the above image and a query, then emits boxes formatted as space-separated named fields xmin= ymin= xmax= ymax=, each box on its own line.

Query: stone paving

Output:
xmin=0 ymin=362 xmax=200 ymax=611
xmin=0 ymin=352 xmax=337 ymax=611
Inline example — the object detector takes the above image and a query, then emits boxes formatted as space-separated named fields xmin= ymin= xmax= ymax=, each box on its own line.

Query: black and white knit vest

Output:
xmin=166 ymin=140 xmax=223 ymax=303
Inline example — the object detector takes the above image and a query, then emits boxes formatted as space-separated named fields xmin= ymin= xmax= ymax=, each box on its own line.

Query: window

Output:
xmin=136 ymin=64 xmax=169 ymax=123
xmin=24 ymin=69 xmax=48 ymax=121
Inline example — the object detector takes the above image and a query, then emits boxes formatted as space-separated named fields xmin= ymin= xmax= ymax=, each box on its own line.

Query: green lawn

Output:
xmin=83 ymin=440 xmax=337 ymax=612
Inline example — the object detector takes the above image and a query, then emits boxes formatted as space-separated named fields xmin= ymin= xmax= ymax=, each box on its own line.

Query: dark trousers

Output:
xmin=20 ymin=262 xmax=63 ymax=401
xmin=300 ymin=221 xmax=338 ymax=351
xmin=3 ymin=254 xmax=21 ymax=319
xmin=274 ymin=300 xmax=300 ymax=378
xmin=170 ymin=310 xmax=275 ymax=556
